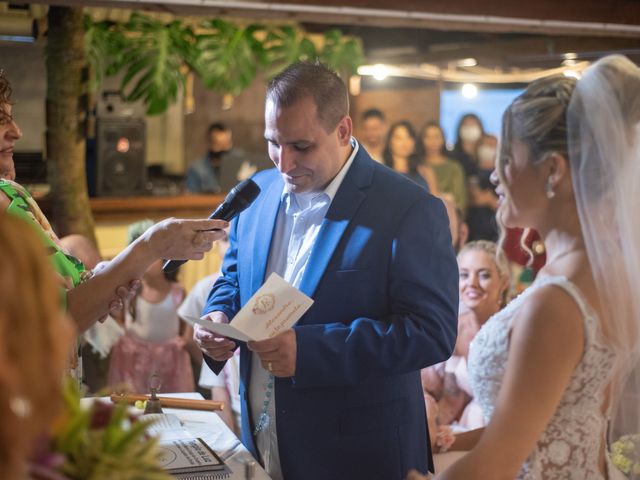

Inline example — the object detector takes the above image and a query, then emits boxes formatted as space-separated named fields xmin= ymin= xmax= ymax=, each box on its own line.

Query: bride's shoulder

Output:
xmin=510 ymin=279 xmax=586 ymax=354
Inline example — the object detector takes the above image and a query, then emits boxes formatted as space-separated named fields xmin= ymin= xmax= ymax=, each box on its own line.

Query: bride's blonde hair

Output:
xmin=496 ymin=75 xmax=577 ymax=266
xmin=0 ymin=214 xmax=75 ymax=477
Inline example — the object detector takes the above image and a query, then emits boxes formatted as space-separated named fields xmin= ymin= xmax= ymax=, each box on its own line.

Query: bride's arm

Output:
xmin=437 ymin=286 xmax=585 ymax=479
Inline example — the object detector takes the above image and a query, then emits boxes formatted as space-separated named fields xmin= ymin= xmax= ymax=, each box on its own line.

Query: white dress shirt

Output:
xmin=250 ymin=139 xmax=359 ymax=479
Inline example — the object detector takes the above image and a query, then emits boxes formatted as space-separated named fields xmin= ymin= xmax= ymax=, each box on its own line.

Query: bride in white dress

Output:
xmin=410 ymin=55 xmax=640 ymax=479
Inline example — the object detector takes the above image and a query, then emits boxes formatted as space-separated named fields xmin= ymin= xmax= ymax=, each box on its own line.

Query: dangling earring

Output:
xmin=545 ymin=179 xmax=556 ymax=199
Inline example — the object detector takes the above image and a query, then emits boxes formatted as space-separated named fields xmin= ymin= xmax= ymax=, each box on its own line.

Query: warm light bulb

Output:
xmin=372 ymin=64 xmax=389 ymax=81
xmin=563 ymin=69 xmax=581 ymax=79
xmin=461 ymin=83 xmax=478 ymax=99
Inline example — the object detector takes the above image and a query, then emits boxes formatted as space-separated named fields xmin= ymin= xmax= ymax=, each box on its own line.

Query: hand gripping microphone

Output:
xmin=162 ymin=178 xmax=261 ymax=272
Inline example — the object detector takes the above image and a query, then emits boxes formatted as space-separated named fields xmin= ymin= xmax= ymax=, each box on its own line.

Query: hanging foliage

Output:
xmin=109 ymin=15 xmax=198 ymax=115
xmin=264 ymin=25 xmax=318 ymax=78
xmin=85 ymin=14 xmax=365 ymax=115
xmin=319 ymin=29 xmax=365 ymax=75
xmin=193 ymin=19 xmax=267 ymax=96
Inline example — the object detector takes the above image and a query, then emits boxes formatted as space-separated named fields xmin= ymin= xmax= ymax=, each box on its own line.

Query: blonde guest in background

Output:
xmin=411 ymin=55 xmax=640 ymax=480
xmin=0 ymin=214 xmax=75 ymax=479
xmin=422 ymin=241 xmax=509 ymax=462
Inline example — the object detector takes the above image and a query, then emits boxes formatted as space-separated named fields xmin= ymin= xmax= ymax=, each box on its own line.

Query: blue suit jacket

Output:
xmin=204 ymin=146 xmax=458 ymax=480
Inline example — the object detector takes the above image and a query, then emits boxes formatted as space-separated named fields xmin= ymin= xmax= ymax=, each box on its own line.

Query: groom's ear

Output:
xmin=336 ymin=115 xmax=353 ymax=146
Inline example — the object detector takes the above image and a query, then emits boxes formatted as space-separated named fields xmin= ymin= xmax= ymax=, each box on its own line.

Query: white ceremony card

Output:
xmin=186 ymin=273 xmax=314 ymax=342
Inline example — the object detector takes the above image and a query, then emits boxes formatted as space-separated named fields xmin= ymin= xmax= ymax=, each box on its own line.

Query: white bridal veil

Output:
xmin=568 ymin=55 xmax=640 ymax=462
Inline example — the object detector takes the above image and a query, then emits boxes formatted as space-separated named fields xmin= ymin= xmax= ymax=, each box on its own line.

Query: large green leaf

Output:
xmin=319 ymin=29 xmax=365 ymax=75
xmin=193 ymin=19 xmax=267 ymax=96
xmin=111 ymin=14 xmax=197 ymax=115
xmin=264 ymin=25 xmax=317 ymax=78
xmin=83 ymin=14 xmax=364 ymax=114
xmin=84 ymin=19 xmax=117 ymax=92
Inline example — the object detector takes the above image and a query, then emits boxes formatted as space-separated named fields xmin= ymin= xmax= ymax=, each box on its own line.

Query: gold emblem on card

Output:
xmin=252 ymin=293 xmax=276 ymax=314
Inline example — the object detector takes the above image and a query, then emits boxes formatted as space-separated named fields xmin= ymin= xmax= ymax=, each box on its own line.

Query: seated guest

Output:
xmin=186 ymin=122 xmax=255 ymax=193
xmin=0 ymin=214 xmax=75 ymax=479
xmin=0 ymin=70 xmax=227 ymax=334
xmin=422 ymin=241 xmax=510 ymax=439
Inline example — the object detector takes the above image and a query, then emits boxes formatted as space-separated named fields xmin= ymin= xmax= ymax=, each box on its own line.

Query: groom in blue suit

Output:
xmin=195 ymin=62 xmax=458 ymax=480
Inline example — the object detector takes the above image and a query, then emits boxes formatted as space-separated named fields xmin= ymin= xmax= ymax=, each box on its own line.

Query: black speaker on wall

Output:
xmin=95 ymin=118 xmax=147 ymax=197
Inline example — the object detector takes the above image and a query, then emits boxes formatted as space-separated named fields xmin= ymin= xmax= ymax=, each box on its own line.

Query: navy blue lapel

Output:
xmin=298 ymin=149 xmax=374 ymax=299
xmin=248 ymin=174 xmax=283 ymax=297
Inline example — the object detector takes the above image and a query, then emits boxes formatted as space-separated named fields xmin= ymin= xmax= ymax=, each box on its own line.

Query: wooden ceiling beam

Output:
xmin=27 ymin=0 xmax=640 ymax=38
xmin=400 ymin=37 xmax=640 ymax=67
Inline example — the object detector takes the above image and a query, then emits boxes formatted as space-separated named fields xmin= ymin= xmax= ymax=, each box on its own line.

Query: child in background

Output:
xmin=108 ymin=220 xmax=195 ymax=393
xmin=177 ymin=232 xmax=240 ymax=434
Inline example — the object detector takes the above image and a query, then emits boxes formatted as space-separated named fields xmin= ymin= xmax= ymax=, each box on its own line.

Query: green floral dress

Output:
xmin=0 ymin=179 xmax=87 ymax=290
xmin=1 ymin=179 xmax=89 ymax=383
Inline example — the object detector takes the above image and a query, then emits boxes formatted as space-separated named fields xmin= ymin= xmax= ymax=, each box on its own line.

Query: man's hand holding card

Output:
xmin=191 ymin=274 xmax=314 ymax=376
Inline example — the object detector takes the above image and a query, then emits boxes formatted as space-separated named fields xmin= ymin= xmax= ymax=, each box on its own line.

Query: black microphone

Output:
xmin=162 ymin=178 xmax=261 ymax=272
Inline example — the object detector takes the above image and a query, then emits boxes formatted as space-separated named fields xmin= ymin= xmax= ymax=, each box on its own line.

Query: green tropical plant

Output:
xmin=33 ymin=379 xmax=171 ymax=479
xmin=318 ymin=28 xmax=365 ymax=75
xmin=264 ymin=25 xmax=317 ymax=77
xmin=84 ymin=20 xmax=109 ymax=92
xmin=84 ymin=14 xmax=365 ymax=115
xmin=108 ymin=14 xmax=198 ymax=115
xmin=193 ymin=19 xmax=268 ymax=96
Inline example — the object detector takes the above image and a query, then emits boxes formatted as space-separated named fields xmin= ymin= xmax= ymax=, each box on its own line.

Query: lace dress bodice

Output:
xmin=468 ymin=275 xmax=617 ymax=479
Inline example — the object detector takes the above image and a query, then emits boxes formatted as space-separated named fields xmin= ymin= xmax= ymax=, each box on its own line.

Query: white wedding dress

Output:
xmin=468 ymin=275 xmax=623 ymax=479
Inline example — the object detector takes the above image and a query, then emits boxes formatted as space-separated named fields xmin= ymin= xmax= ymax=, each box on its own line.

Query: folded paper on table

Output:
xmin=184 ymin=273 xmax=314 ymax=342
xmin=146 ymin=413 xmax=230 ymax=479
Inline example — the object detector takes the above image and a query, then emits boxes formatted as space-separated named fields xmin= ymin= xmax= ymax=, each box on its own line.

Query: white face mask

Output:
xmin=459 ymin=125 xmax=482 ymax=143
xmin=477 ymin=145 xmax=497 ymax=166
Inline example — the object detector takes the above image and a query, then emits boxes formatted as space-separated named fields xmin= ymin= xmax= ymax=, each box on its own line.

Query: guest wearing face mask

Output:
xmin=475 ymin=134 xmax=498 ymax=179
xmin=451 ymin=114 xmax=485 ymax=177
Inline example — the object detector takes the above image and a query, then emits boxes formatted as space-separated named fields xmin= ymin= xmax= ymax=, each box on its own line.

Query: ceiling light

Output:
xmin=456 ymin=58 xmax=478 ymax=67
xmin=563 ymin=69 xmax=581 ymax=79
xmin=371 ymin=64 xmax=389 ymax=81
xmin=461 ymin=83 xmax=478 ymax=99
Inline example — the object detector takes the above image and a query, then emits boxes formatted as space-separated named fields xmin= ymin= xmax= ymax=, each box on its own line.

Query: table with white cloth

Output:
xmin=86 ymin=393 xmax=270 ymax=480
